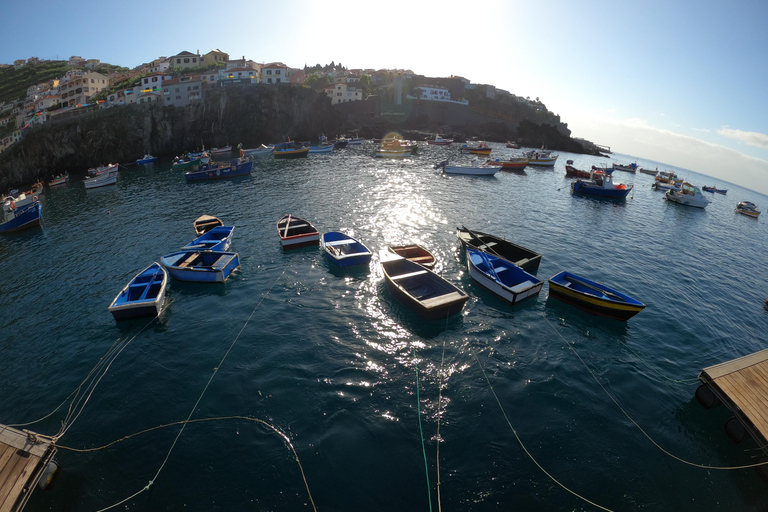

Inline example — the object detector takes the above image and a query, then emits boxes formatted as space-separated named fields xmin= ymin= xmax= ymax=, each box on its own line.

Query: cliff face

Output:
xmin=0 ymin=85 xmax=343 ymax=189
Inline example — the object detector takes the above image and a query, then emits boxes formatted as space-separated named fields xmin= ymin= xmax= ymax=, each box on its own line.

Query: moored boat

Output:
xmin=136 ymin=154 xmax=157 ymax=164
xmin=380 ymin=251 xmax=469 ymax=320
xmin=564 ymin=160 xmax=592 ymax=179
xmin=277 ymin=214 xmax=320 ymax=249
xmin=242 ymin=144 xmax=274 ymax=157
xmin=273 ymin=147 xmax=310 ymax=159
xmin=506 ymin=141 xmax=520 ymax=149
xmin=108 ymin=262 xmax=168 ymax=320
xmin=439 ymin=161 xmax=500 ymax=176
xmin=210 ymin=146 xmax=232 ymax=156
xmin=160 ymin=250 xmax=240 ymax=283
xmin=459 ymin=142 xmax=491 ymax=155
xmin=47 ymin=174 xmax=69 ymax=187
xmin=735 ymin=201 xmax=760 ymax=218
xmin=487 ymin=157 xmax=529 ymax=170
xmin=665 ymin=182 xmax=711 ymax=208
xmin=194 ymin=215 xmax=223 ymax=236
xmin=466 ymin=247 xmax=543 ymax=305
xmin=184 ymin=159 xmax=252 ymax=182
xmin=571 ymin=168 xmax=632 ymax=198
xmin=427 ymin=135 xmax=453 ymax=145
xmin=1 ymin=193 xmax=42 ymax=233
xmin=321 ymin=231 xmax=373 ymax=267
xmin=639 ymin=167 xmax=659 ymax=176
xmin=523 ymin=150 xmax=558 ymax=166
xmin=457 ymin=226 xmax=542 ymax=273
xmin=612 ymin=162 xmax=640 ymax=173
xmin=84 ymin=168 xmax=118 ymax=189
xmin=388 ymin=244 xmax=436 ymax=269
xmin=548 ymin=270 xmax=645 ymax=320
xmin=308 ymin=144 xmax=335 ymax=154
xmin=182 ymin=225 xmax=235 ymax=252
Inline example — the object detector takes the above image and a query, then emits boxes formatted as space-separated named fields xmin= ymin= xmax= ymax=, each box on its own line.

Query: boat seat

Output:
xmin=325 ymin=239 xmax=355 ymax=246
xmin=478 ymin=242 xmax=497 ymax=249
xmin=390 ymin=270 xmax=428 ymax=281
xmin=493 ymin=266 xmax=508 ymax=273
xmin=410 ymin=256 xmax=433 ymax=263
xmin=421 ymin=291 xmax=464 ymax=309
xmin=516 ymin=258 xmax=530 ymax=267
xmin=509 ymin=280 xmax=535 ymax=294
xmin=288 ymin=223 xmax=308 ymax=229
xmin=178 ymin=253 xmax=199 ymax=267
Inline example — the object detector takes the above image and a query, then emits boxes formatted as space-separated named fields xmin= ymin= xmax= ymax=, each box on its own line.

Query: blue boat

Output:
xmin=321 ymin=231 xmax=373 ymax=267
xmin=160 ymin=251 xmax=240 ymax=283
xmin=108 ymin=262 xmax=168 ymax=320
xmin=1 ymin=195 xmax=43 ymax=233
xmin=136 ymin=154 xmax=157 ymax=164
xmin=182 ymin=225 xmax=234 ymax=252
xmin=466 ymin=247 xmax=543 ymax=304
xmin=308 ymin=145 xmax=334 ymax=154
xmin=548 ymin=270 xmax=645 ymax=320
xmin=185 ymin=159 xmax=253 ymax=182
xmin=571 ymin=168 xmax=632 ymax=198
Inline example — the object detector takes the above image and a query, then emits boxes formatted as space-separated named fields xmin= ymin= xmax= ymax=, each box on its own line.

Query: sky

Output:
xmin=3 ymin=0 xmax=767 ymax=194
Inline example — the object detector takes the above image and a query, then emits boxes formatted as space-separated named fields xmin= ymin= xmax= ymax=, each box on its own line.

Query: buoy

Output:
xmin=725 ymin=417 xmax=749 ymax=444
xmin=695 ymin=384 xmax=721 ymax=409
xmin=37 ymin=460 xmax=59 ymax=490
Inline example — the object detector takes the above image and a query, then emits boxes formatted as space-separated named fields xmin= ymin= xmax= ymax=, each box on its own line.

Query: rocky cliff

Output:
xmin=0 ymin=85 xmax=343 ymax=190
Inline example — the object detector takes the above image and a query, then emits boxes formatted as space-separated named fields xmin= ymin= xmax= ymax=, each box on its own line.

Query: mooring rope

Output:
xmin=468 ymin=340 xmax=615 ymax=511
xmin=434 ymin=335 xmax=447 ymax=512
xmin=544 ymin=315 xmax=768 ymax=471
xmin=414 ymin=348 xmax=434 ymax=512
xmin=88 ymin=267 xmax=319 ymax=512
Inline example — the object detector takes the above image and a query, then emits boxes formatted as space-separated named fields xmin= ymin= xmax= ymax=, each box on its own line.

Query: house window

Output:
xmin=276 ymin=78 xmax=281 ymax=83
xmin=275 ymin=70 xmax=281 ymax=75
xmin=184 ymin=58 xmax=190 ymax=63
xmin=267 ymin=78 xmax=272 ymax=84
xmin=176 ymin=88 xmax=180 ymax=92
xmin=143 ymin=78 xmax=148 ymax=85
xmin=152 ymin=77 xmax=158 ymax=82
xmin=176 ymin=59 xmax=181 ymax=64
xmin=193 ymin=58 xmax=197 ymax=63
xmin=176 ymin=96 xmax=181 ymax=99
xmin=266 ymin=70 xmax=272 ymax=75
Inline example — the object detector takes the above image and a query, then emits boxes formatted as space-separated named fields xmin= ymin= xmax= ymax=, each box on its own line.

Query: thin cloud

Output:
xmin=691 ymin=128 xmax=710 ymax=133
xmin=718 ymin=127 xmax=768 ymax=150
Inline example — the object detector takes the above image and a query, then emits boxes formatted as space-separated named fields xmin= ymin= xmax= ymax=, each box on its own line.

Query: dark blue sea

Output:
xmin=3 ymin=142 xmax=768 ymax=511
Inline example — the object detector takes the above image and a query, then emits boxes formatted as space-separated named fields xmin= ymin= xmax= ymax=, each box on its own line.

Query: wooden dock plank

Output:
xmin=0 ymin=424 xmax=55 ymax=512
xmin=0 ymin=454 xmax=39 ymax=512
xmin=701 ymin=347 xmax=768 ymax=380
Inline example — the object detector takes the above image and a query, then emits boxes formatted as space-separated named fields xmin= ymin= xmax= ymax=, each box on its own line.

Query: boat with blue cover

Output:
xmin=571 ymin=168 xmax=632 ymax=198
xmin=182 ymin=225 xmax=234 ymax=252
xmin=322 ymin=231 xmax=373 ymax=267
xmin=308 ymin=145 xmax=335 ymax=154
xmin=185 ymin=159 xmax=252 ymax=182
xmin=1 ymin=193 xmax=43 ymax=233
xmin=160 ymin=251 xmax=240 ymax=283
xmin=466 ymin=247 xmax=543 ymax=304
xmin=108 ymin=262 xmax=168 ymax=320
xmin=136 ymin=154 xmax=157 ymax=164
xmin=548 ymin=270 xmax=645 ymax=320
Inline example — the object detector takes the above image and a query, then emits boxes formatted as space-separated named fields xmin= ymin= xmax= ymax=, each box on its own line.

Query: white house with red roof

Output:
xmin=260 ymin=62 xmax=288 ymax=84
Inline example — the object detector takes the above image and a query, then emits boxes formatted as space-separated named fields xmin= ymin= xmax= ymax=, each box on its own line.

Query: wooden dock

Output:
xmin=0 ymin=424 xmax=56 ymax=512
xmin=699 ymin=347 xmax=768 ymax=451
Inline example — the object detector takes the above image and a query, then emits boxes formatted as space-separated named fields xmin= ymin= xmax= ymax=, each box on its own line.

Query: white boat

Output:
xmin=108 ymin=262 xmax=168 ymax=320
xmin=735 ymin=201 xmax=760 ymax=218
xmin=375 ymin=147 xmax=412 ymax=159
xmin=308 ymin=144 xmax=335 ymax=154
xmin=442 ymin=164 xmax=500 ymax=176
xmin=665 ymin=182 xmax=711 ymax=208
xmin=243 ymin=144 xmax=274 ymax=157
xmin=84 ymin=168 xmax=118 ymax=189
xmin=522 ymin=150 xmax=558 ymax=166
xmin=466 ymin=247 xmax=543 ymax=305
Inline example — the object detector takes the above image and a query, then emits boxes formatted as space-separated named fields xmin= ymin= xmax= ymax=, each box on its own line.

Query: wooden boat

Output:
xmin=347 ymin=137 xmax=364 ymax=145
xmin=665 ymin=182 xmax=710 ymax=208
xmin=375 ymin=147 xmax=412 ymax=159
xmin=194 ymin=215 xmax=223 ymax=236
xmin=1 ymin=194 xmax=42 ymax=233
xmin=277 ymin=214 xmax=320 ymax=249
xmin=735 ymin=201 xmax=760 ymax=218
xmin=523 ymin=150 xmax=558 ymax=166
xmin=571 ymin=169 xmax=632 ymax=198
xmin=457 ymin=226 xmax=542 ymax=274
xmin=242 ymin=144 xmax=274 ymax=157
xmin=427 ymin=135 xmax=453 ymax=145
xmin=548 ymin=270 xmax=645 ymax=321
xmin=87 ymin=163 xmax=118 ymax=176
xmin=388 ymin=244 xmax=436 ymax=269
xmin=639 ymin=168 xmax=659 ymax=176
xmin=210 ymin=146 xmax=232 ymax=156
xmin=459 ymin=143 xmax=492 ymax=155
xmin=380 ymin=251 xmax=469 ymax=320
xmin=136 ymin=154 xmax=157 ymax=164
xmin=441 ymin=162 xmax=500 ymax=176
xmin=108 ymin=262 xmax=168 ymax=320
xmin=466 ymin=247 xmax=543 ymax=304
xmin=487 ymin=158 xmax=529 ymax=170
xmin=612 ymin=162 xmax=640 ymax=173
xmin=185 ymin=159 xmax=252 ymax=182
xmin=182 ymin=225 xmax=234 ymax=252
xmin=47 ymin=174 xmax=68 ymax=187
xmin=274 ymin=146 xmax=309 ymax=159
xmin=506 ymin=141 xmax=520 ymax=149
xmin=160 ymin=250 xmax=240 ymax=283
xmin=564 ymin=160 xmax=591 ymax=179
xmin=308 ymin=144 xmax=335 ymax=154
xmin=84 ymin=168 xmax=118 ymax=189
xmin=321 ymin=231 xmax=373 ymax=267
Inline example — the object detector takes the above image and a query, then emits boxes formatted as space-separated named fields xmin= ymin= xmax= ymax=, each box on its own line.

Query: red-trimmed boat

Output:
xmin=277 ymin=214 xmax=320 ymax=249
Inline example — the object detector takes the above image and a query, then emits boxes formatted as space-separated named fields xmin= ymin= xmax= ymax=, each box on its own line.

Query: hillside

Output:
xmin=0 ymin=61 xmax=69 ymax=105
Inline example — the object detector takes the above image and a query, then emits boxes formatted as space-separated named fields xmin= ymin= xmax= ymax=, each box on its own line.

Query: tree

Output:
xmin=359 ymin=74 xmax=371 ymax=96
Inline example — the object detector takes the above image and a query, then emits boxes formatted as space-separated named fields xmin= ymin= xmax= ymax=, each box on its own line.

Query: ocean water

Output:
xmin=2 ymin=142 xmax=768 ymax=511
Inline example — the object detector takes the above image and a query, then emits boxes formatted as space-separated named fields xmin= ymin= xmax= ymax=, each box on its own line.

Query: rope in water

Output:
xmin=414 ymin=348 xmax=433 ymax=512
xmin=543 ymin=315 xmax=768 ymax=471
xmin=468 ymin=340 xmax=616 ymax=511
xmin=434 ymin=336 xmax=447 ymax=512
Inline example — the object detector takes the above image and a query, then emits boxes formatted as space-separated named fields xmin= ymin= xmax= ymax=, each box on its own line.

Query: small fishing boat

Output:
xmin=108 ymin=262 xmax=168 ymax=320
xmin=716 ymin=188 xmax=728 ymax=195
xmin=321 ymin=231 xmax=373 ymax=267
xmin=506 ymin=141 xmax=520 ymax=149
xmin=639 ymin=168 xmax=659 ymax=176
xmin=84 ymin=168 xmax=118 ymax=189
xmin=735 ymin=201 xmax=760 ymax=218
xmin=184 ymin=158 xmax=253 ymax=182
xmin=702 ymin=186 xmax=727 ymax=194
xmin=427 ymin=135 xmax=453 ymax=145
xmin=436 ymin=160 xmax=499 ymax=176
xmin=242 ymin=144 xmax=274 ymax=157
xmin=210 ymin=146 xmax=232 ymax=156
xmin=347 ymin=137 xmax=364 ymax=145
xmin=486 ymin=157 xmax=529 ymax=170
xmin=665 ymin=182 xmax=710 ymax=208
xmin=171 ymin=153 xmax=209 ymax=170
xmin=277 ymin=214 xmax=320 ymax=249
xmin=308 ymin=144 xmax=335 ymax=154
xmin=87 ymin=163 xmax=118 ymax=176
xmin=459 ymin=142 xmax=492 ymax=155
xmin=182 ymin=225 xmax=234 ymax=252
xmin=380 ymin=251 xmax=469 ymax=320
xmin=136 ymin=154 xmax=157 ymax=164
xmin=388 ymin=244 xmax=436 ymax=269
xmin=375 ymin=147 xmax=412 ymax=159
xmin=466 ymin=247 xmax=543 ymax=304
xmin=457 ymin=226 xmax=542 ymax=273
xmin=1 ymin=193 xmax=42 ymax=233
xmin=523 ymin=150 xmax=558 ymax=166
xmin=273 ymin=146 xmax=309 ymax=159
xmin=571 ymin=168 xmax=632 ymax=198
xmin=564 ymin=160 xmax=592 ymax=179
xmin=612 ymin=162 xmax=640 ymax=173
xmin=651 ymin=180 xmax=681 ymax=191
xmin=548 ymin=270 xmax=646 ymax=320
xmin=160 ymin=250 xmax=240 ymax=283
xmin=194 ymin=215 xmax=223 ymax=236
xmin=47 ymin=174 xmax=69 ymax=187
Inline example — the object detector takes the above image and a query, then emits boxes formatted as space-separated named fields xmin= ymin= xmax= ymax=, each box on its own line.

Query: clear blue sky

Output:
xmin=3 ymin=0 xmax=767 ymax=193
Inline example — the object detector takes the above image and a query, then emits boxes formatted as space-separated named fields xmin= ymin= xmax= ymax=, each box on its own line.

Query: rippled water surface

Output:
xmin=3 ymin=143 xmax=768 ymax=511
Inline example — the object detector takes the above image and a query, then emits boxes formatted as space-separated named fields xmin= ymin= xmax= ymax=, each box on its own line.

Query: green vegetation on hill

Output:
xmin=0 ymin=61 xmax=69 ymax=105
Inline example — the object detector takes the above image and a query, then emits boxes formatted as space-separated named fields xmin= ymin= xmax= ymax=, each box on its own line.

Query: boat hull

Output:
xmin=466 ymin=248 xmax=543 ymax=304
xmin=185 ymin=160 xmax=252 ymax=182
xmin=182 ymin=226 xmax=234 ymax=252
xmin=277 ymin=215 xmax=320 ymax=249
xmin=0 ymin=203 xmax=42 ymax=233
xmin=322 ymin=232 xmax=373 ymax=267
xmin=571 ymin=180 xmax=632 ymax=198
xmin=108 ymin=263 xmax=168 ymax=320
xmin=308 ymin=145 xmax=335 ymax=154
xmin=457 ymin=227 xmax=541 ymax=274
xmin=84 ymin=169 xmax=118 ymax=189
xmin=274 ymin=148 xmax=309 ymax=159
xmin=161 ymin=251 xmax=240 ymax=283
xmin=443 ymin=166 xmax=499 ymax=176
xmin=194 ymin=215 xmax=223 ymax=235
xmin=548 ymin=271 xmax=645 ymax=321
